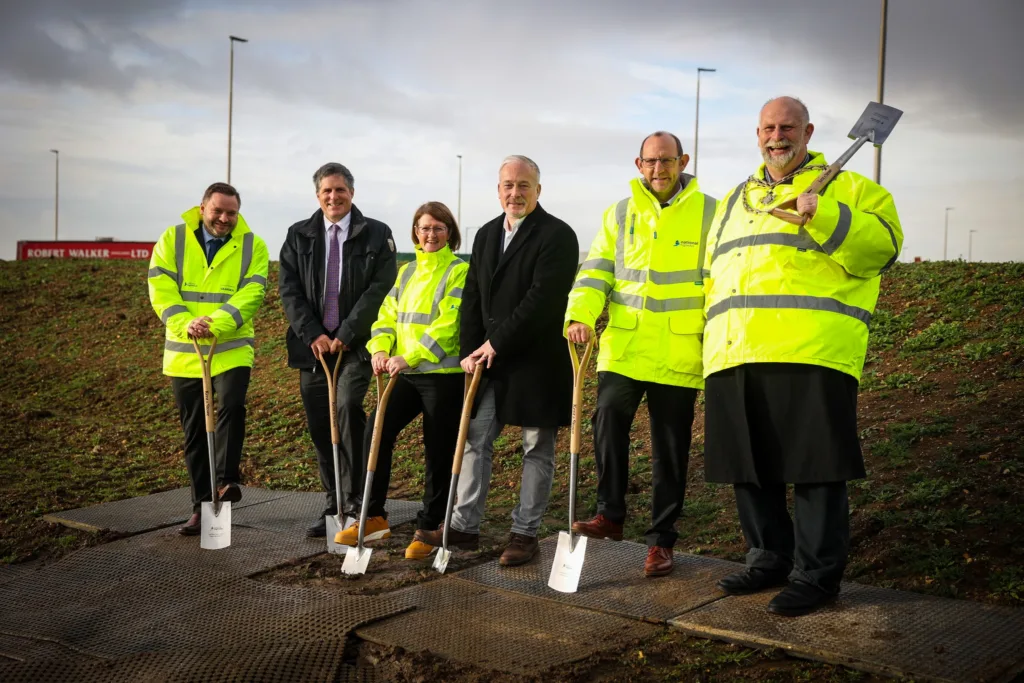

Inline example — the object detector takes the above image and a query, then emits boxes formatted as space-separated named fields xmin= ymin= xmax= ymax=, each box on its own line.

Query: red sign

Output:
xmin=17 ymin=241 xmax=155 ymax=260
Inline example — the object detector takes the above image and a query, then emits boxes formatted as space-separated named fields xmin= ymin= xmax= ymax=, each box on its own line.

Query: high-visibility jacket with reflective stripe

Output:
xmin=565 ymin=175 xmax=718 ymax=388
xmin=148 ymin=207 xmax=269 ymax=378
xmin=366 ymin=245 xmax=467 ymax=374
xmin=702 ymin=151 xmax=902 ymax=381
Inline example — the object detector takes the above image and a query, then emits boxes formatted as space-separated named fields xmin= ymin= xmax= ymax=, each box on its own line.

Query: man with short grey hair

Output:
xmin=414 ymin=155 xmax=579 ymax=566
xmin=279 ymin=162 xmax=398 ymax=538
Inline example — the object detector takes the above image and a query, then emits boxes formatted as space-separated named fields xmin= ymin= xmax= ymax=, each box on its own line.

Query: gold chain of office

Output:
xmin=740 ymin=164 xmax=828 ymax=215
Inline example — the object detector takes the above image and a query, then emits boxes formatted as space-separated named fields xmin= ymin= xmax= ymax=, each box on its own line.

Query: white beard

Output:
xmin=762 ymin=145 xmax=797 ymax=172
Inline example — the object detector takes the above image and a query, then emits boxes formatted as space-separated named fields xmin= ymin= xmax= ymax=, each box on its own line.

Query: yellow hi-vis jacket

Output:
xmin=702 ymin=151 xmax=903 ymax=381
xmin=148 ymin=207 xmax=269 ymax=378
xmin=564 ymin=176 xmax=718 ymax=388
xmin=366 ymin=245 xmax=468 ymax=373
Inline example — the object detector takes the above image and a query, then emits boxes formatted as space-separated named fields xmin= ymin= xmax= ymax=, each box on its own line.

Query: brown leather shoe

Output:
xmin=499 ymin=533 xmax=539 ymax=566
xmin=571 ymin=514 xmax=624 ymax=541
xmin=178 ymin=512 xmax=201 ymax=536
xmin=414 ymin=525 xmax=479 ymax=550
xmin=644 ymin=546 xmax=673 ymax=577
xmin=217 ymin=483 xmax=242 ymax=503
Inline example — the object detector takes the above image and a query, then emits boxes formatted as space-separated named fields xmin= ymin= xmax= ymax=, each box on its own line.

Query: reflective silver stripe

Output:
xmin=221 ymin=304 xmax=244 ymax=329
xmin=705 ymin=294 xmax=871 ymax=325
xmin=448 ymin=287 xmax=463 ymax=299
xmin=572 ymin=277 xmax=612 ymax=295
xmin=387 ymin=286 xmax=398 ymax=298
xmin=408 ymin=356 xmax=462 ymax=373
xmin=174 ymin=224 xmax=186 ymax=290
xmin=149 ymin=266 xmax=176 ymax=280
xmin=419 ymin=333 xmax=447 ymax=361
xmin=715 ymin=231 xmax=824 ymax=259
xmin=871 ymin=212 xmax=900 ymax=273
xmin=397 ymin=311 xmax=432 ymax=324
xmin=610 ymin=290 xmax=643 ymax=309
xmin=370 ymin=327 xmax=396 ymax=338
xmin=613 ymin=198 xmax=647 ymax=283
xmin=701 ymin=269 xmax=711 ymax=278
xmin=238 ymin=233 xmax=254 ymax=288
xmin=695 ymin=194 xmax=717 ymax=282
xmin=644 ymin=295 xmax=704 ymax=312
xmin=433 ymin=260 xmax=460 ymax=317
xmin=648 ymin=269 xmax=703 ymax=285
xmin=181 ymin=291 xmax=232 ymax=303
xmin=822 ymin=202 xmax=852 ymax=255
xmin=580 ymin=258 xmax=614 ymax=273
xmin=161 ymin=305 xmax=188 ymax=323
xmin=396 ymin=262 xmax=417 ymax=301
xmin=710 ymin=183 xmax=746 ymax=264
xmin=239 ymin=274 xmax=267 ymax=288
xmin=165 ymin=337 xmax=255 ymax=354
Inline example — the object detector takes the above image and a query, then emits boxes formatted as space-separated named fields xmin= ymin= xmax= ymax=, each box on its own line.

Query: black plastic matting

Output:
xmin=0 ymin=632 xmax=94 ymax=664
xmin=0 ymin=560 xmax=40 ymax=587
xmin=356 ymin=578 xmax=659 ymax=675
xmin=454 ymin=536 xmax=740 ymax=622
xmin=231 ymin=492 xmax=421 ymax=536
xmin=669 ymin=581 xmax=1024 ymax=683
xmin=42 ymin=486 xmax=290 ymax=534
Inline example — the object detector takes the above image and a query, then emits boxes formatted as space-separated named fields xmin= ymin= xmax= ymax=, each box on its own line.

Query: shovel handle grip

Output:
xmin=318 ymin=351 xmax=344 ymax=445
xmin=192 ymin=338 xmax=218 ymax=433
xmin=452 ymin=364 xmax=484 ymax=476
xmin=568 ymin=337 xmax=595 ymax=454
xmin=365 ymin=373 xmax=398 ymax=474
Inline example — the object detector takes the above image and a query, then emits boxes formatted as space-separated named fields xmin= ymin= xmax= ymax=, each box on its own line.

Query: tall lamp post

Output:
xmin=456 ymin=154 xmax=463 ymax=229
xmin=227 ymin=35 xmax=248 ymax=183
xmin=874 ymin=0 xmax=888 ymax=183
xmin=49 ymin=149 xmax=59 ymax=240
xmin=693 ymin=67 xmax=716 ymax=178
xmin=943 ymin=206 xmax=954 ymax=260
xmin=968 ymin=229 xmax=978 ymax=263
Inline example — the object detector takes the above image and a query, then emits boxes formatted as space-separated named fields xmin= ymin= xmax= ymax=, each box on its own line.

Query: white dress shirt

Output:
xmin=323 ymin=212 xmax=352 ymax=296
xmin=502 ymin=215 xmax=525 ymax=252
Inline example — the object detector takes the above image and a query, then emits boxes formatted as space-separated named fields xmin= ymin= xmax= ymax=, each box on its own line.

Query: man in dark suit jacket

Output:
xmin=415 ymin=155 xmax=579 ymax=566
xmin=279 ymin=162 xmax=398 ymax=537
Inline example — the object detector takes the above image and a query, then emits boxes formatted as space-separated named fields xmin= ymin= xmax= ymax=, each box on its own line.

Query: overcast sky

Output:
xmin=2 ymin=0 xmax=1022 ymax=263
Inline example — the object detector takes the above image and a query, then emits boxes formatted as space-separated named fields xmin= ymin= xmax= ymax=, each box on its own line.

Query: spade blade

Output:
xmin=848 ymin=101 xmax=903 ymax=146
xmin=432 ymin=547 xmax=452 ymax=574
xmin=341 ymin=545 xmax=371 ymax=575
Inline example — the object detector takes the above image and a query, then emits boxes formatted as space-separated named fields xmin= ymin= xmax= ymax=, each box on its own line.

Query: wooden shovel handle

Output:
xmin=192 ymin=337 xmax=218 ymax=433
xmin=452 ymin=364 xmax=485 ymax=476
xmin=769 ymin=158 xmax=843 ymax=227
xmin=318 ymin=351 xmax=344 ymax=445
xmin=568 ymin=337 xmax=596 ymax=454
xmin=365 ymin=373 xmax=398 ymax=474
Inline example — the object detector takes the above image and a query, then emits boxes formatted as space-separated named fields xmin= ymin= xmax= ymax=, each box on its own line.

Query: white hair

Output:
xmin=499 ymin=155 xmax=541 ymax=182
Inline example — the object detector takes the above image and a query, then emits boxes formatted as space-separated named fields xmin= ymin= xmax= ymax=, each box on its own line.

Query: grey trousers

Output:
xmin=450 ymin=382 xmax=557 ymax=537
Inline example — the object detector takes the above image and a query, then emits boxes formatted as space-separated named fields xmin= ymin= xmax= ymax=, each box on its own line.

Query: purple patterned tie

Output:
xmin=323 ymin=224 xmax=340 ymax=332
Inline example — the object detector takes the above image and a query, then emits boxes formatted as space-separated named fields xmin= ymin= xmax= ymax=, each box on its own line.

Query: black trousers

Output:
xmin=365 ymin=373 xmax=462 ymax=530
xmin=299 ymin=353 xmax=372 ymax=516
xmin=593 ymin=371 xmax=697 ymax=548
xmin=734 ymin=481 xmax=849 ymax=594
xmin=171 ymin=366 xmax=251 ymax=514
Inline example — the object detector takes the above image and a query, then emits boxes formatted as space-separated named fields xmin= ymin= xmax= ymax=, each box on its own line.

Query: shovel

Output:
xmin=341 ymin=372 xmax=398 ymax=575
xmin=432 ymin=363 xmax=484 ymax=574
xmin=193 ymin=338 xmax=231 ymax=550
xmin=771 ymin=101 xmax=903 ymax=227
xmin=548 ymin=335 xmax=596 ymax=593
xmin=318 ymin=350 xmax=355 ymax=555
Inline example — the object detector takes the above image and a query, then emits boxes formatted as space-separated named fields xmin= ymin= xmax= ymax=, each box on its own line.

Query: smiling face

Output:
xmin=317 ymin=174 xmax=353 ymax=223
xmin=635 ymin=133 xmax=689 ymax=202
xmin=497 ymin=160 xmax=540 ymax=221
xmin=414 ymin=213 xmax=449 ymax=252
xmin=757 ymin=98 xmax=815 ymax=178
xmin=199 ymin=192 xmax=239 ymax=237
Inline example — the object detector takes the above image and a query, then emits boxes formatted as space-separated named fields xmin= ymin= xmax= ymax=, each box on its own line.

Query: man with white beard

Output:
xmin=701 ymin=97 xmax=902 ymax=616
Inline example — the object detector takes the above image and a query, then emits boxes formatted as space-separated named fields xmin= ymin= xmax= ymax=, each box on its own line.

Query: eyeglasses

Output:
xmin=416 ymin=226 xmax=447 ymax=235
xmin=640 ymin=156 xmax=681 ymax=168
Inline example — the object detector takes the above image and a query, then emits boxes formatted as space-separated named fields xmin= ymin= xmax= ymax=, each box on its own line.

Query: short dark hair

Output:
xmin=201 ymin=182 xmax=240 ymax=207
xmin=639 ymin=131 xmax=684 ymax=157
xmin=313 ymin=162 xmax=355 ymax=192
xmin=411 ymin=201 xmax=461 ymax=252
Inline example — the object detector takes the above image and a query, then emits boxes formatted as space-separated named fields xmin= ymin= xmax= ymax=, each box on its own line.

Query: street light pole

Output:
xmin=49 ymin=149 xmax=59 ymax=240
xmin=227 ymin=35 xmax=248 ymax=184
xmin=943 ymin=206 xmax=954 ymax=260
xmin=968 ymin=229 xmax=978 ymax=263
xmin=456 ymin=154 xmax=463 ymax=229
xmin=874 ymin=0 xmax=888 ymax=184
xmin=693 ymin=67 xmax=716 ymax=178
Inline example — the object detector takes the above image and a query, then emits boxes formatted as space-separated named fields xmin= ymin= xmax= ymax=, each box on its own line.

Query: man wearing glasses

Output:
xmin=564 ymin=132 xmax=717 ymax=577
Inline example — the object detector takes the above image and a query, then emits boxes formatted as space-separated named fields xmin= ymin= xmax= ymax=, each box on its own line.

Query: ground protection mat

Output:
xmin=42 ymin=486 xmax=290 ymax=534
xmin=0 ymin=546 xmax=407 ymax=660
xmin=356 ymin=578 xmax=659 ymax=676
xmin=231 ymin=491 xmax=421 ymax=535
xmin=669 ymin=581 xmax=1024 ymax=683
xmin=454 ymin=535 xmax=741 ymax=622
xmin=0 ymin=560 xmax=40 ymax=587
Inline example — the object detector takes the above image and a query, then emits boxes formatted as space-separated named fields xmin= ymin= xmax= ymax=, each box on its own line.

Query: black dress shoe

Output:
xmin=306 ymin=517 xmax=327 ymax=538
xmin=716 ymin=567 xmax=790 ymax=595
xmin=178 ymin=512 xmax=201 ymax=536
xmin=767 ymin=581 xmax=837 ymax=617
xmin=217 ymin=483 xmax=242 ymax=503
